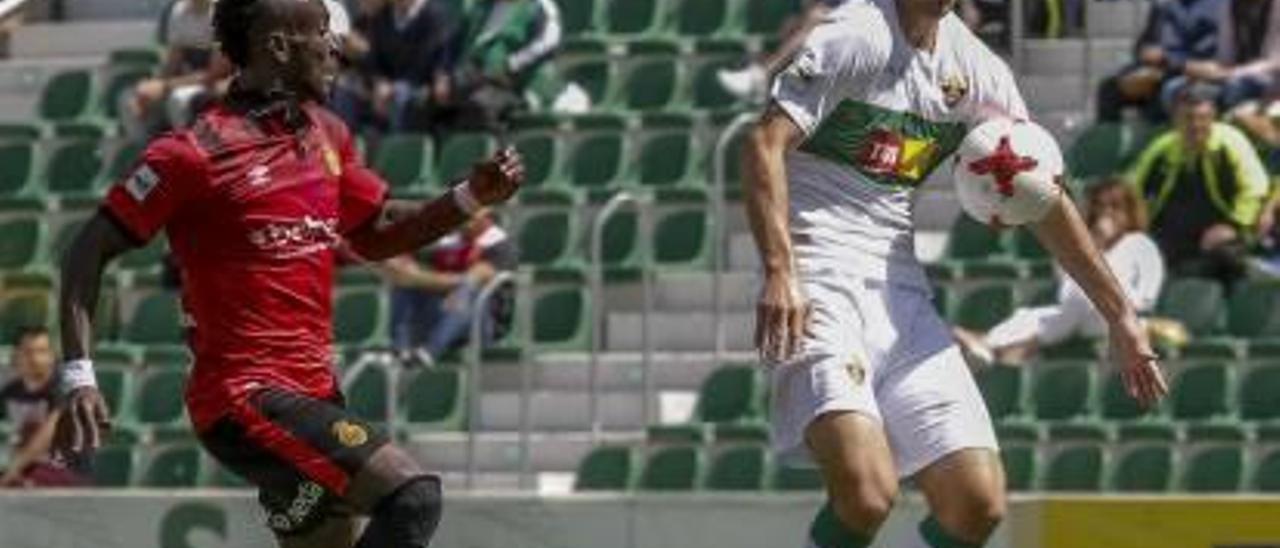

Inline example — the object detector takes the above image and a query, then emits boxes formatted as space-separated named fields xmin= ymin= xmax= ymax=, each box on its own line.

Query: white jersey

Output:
xmin=773 ymin=0 xmax=1028 ymax=288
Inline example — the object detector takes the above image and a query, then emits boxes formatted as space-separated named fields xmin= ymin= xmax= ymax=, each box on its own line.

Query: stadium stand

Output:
xmin=0 ymin=0 xmax=1274 ymax=500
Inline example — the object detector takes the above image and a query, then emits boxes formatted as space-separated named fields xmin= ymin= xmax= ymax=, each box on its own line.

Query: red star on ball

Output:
xmin=967 ymin=135 xmax=1038 ymax=197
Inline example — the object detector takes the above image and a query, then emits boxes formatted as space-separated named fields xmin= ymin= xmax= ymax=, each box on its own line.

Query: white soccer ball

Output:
xmin=952 ymin=118 xmax=1065 ymax=227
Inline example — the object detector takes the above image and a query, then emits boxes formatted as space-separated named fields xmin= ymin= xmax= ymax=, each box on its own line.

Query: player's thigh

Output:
xmin=805 ymin=412 xmax=898 ymax=516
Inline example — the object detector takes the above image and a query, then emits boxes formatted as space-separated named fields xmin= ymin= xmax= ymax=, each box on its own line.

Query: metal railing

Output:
xmin=711 ymin=112 xmax=757 ymax=365
xmin=588 ymin=192 xmax=654 ymax=442
xmin=464 ymin=270 xmax=525 ymax=490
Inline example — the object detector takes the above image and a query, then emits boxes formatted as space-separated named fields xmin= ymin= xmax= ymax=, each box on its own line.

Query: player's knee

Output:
xmin=830 ymin=483 xmax=897 ymax=532
xmin=380 ymin=475 xmax=443 ymax=529
xmin=935 ymin=485 xmax=1005 ymax=538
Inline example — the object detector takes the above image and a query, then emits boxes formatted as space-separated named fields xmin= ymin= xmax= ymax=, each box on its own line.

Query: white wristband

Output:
xmin=61 ymin=359 xmax=97 ymax=393
xmin=451 ymin=180 xmax=483 ymax=215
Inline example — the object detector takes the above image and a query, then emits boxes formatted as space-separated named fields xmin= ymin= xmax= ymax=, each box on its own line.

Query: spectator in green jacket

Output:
xmin=1129 ymin=82 xmax=1271 ymax=286
xmin=438 ymin=0 xmax=564 ymax=131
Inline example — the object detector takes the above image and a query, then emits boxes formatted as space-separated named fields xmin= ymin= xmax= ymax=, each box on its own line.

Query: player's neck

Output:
xmin=894 ymin=0 xmax=943 ymax=51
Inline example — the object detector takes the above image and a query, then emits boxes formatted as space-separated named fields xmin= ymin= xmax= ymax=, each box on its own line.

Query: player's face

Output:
xmin=268 ymin=0 xmax=339 ymax=101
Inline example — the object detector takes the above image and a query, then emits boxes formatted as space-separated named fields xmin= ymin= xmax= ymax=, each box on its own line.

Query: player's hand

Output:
xmin=53 ymin=386 xmax=111 ymax=458
xmin=1109 ymin=316 xmax=1168 ymax=408
xmin=469 ymin=147 xmax=524 ymax=206
xmin=755 ymin=272 xmax=812 ymax=364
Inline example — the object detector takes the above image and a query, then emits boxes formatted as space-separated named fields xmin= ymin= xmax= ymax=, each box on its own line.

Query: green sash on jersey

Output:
xmin=800 ymin=100 xmax=966 ymax=190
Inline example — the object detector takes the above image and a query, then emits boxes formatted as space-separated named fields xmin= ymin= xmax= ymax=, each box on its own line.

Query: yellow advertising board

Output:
xmin=1035 ymin=496 xmax=1280 ymax=548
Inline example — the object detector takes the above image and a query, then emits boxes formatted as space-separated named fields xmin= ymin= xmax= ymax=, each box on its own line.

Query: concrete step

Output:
xmin=607 ymin=311 xmax=754 ymax=352
xmin=475 ymin=390 xmax=695 ymax=431
xmin=0 ymin=57 xmax=101 ymax=96
xmin=437 ymin=471 xmax=575 ymax=493
xmin=10 ymin=21 xmax=155 ymax=58
xmin=1018 ymin=39 xmax=1086 ymax=77
xmin=0 ymin=94 xmax=38 ymax=122
xmin=650 ymin=271 xmax=758 ymax=312
xmin=1018 ymin=75 xmax=1089 ymax=113
xmin=1086 ymin=38 xmax=1131 ymax=88
xmin=1085 ymin=0 xmax=1149 ymax=40
xmin=403 ymin=432 xmax=641 ymax=474
xmin=477 ymin=351 xmax=755 ymax=391
xmin=62 ymin=0 xmax=170 ymax=21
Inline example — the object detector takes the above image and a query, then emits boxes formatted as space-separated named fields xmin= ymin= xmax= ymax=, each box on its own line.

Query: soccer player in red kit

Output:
xmin=53 ymin=0 xmax=524 ymax=546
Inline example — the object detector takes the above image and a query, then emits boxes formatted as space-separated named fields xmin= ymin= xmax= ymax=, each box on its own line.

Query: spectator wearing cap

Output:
xmin=1096 ymin=0 xmax=1227 ymax=123
xmin=1129 ymin=82 xmax=1271 ymax=286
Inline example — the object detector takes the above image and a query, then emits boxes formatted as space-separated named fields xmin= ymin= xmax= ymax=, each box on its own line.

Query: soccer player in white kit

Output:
xmin=742 ymin=0 xmax=1170 ymax=546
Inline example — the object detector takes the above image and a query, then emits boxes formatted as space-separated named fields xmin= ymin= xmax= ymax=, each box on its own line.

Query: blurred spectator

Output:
xmin=954 ymin=179 xmax=1165 ymax=365
xmin=122 ymin=0 xmax=233 ymax=138
xmin=1095 ymin=0 xmax=1226 ymax=124
xmin=1162 ymin=0 xmax=1280 ymax=114
xmin=330 ymin=0 xmax=383 ymax=131
xmin=1232 ymin=93 xmax=1280 ymax=149
xmin=1129 ymin=83 xmax=1270 ymax=286
xmin=0 ymin=327 xmax=86 ymax=488
xmin=343 ymin=0 xmax=464 ymax=133
xmin=435 ymin=0 xmax=564 ymax=131
xmin=716 ymin=0 xmax=849 ymax=102
xmin=380 ymin=210 xmax=517 ymax=366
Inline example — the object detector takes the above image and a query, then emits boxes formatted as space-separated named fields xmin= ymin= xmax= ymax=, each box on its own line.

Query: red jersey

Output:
xmin=104 ymin=100 xmax=387 ymax=431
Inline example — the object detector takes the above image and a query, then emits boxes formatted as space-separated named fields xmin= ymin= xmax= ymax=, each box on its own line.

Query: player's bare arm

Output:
xmin=345 ymin=147 xmax=524 ymax=261
xmin=1032 ymin=192 xmax=1168 ymax=406
xmin=55 ymin=214 xmax=138 ymax=455
xmin=744 ymin=104 xmax=812 ymax=362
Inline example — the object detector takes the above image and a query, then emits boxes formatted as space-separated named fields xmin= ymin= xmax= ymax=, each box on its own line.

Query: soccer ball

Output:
xmin=952 ymin=118 xmax=1065 ymax=227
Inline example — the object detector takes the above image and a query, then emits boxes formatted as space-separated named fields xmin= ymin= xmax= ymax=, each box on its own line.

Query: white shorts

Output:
xmin=769 ymin=268 xmax=998 ymax=478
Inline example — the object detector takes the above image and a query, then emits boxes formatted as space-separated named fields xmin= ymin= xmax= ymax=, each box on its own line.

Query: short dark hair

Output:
xmin=214 ymin=0 xmax=264 ymax=67
xmin=1176 ymin=82 xmax=1221 ymax=108
xmin=11 ymin=325 xmax=49 ymax=347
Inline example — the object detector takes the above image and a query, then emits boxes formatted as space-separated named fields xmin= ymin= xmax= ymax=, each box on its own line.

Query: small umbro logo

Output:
xmin=247 ymin=165 xmax=271 ymax=187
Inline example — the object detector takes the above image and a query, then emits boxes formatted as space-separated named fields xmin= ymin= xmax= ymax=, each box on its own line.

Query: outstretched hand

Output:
xmin=1110 ymin=318 xmax=1168 ymax=408
xmin=53 ymin=386 xmax=111 ymax=460
xmin=469 ymin=147 xmax=525 ymax=206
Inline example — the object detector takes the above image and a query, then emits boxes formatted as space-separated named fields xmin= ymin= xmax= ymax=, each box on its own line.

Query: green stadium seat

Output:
xmin=1064 ymin=122 xmax=1155 ymax=184
xmin=558 ymin=0 xmax=598 ymax=35
xmin=104 ymin=140 xmax=144 ymax=182
xmin=0 ymin=293 xmax=52 ymax=335
xmin=532 ymin=286 xmax=590 ymax=349
xmin=436 ymin=132 xmax=497 ymax=183
xmin=1254 ymin=448 xmax=1280 ymax=492
xmin=0 ymin=218 xmax=46 ymax=270
xmin=1001 ymin=445 xmax=1037 ymax=491
xmin=125 ymin=292 xmax=184 ymax=344
xmin=713 ymin=420 xmax=770 ymax=442
xmin=1182 ymin=445 xmax=1245 ymax=492
xmin=141 ymin=444 xmax=205 ymax=487
xmin=931 ymin=215 xmax=1009 ymax=279
xmin=1116 ymin=421 xmax=1178 ymax=442
xmin=45 ymin=140 xmax=105 ymax=196
xmin=97 ymin=367 xmax=133 ymax=421
xmin=1169 ymin=363 xmax=1233 ymax=421
xmin=0 ymin=142 xmax=36 ymax=196
xmin=1226 ymin=280 xmax=1280 ymax=338
xmin=565 ymin=131 xmax=625 ymax=193
xmin=512 ymin=129 xmax=562 ymax=190
xmin=92 ymin=445 xmax=137 ymax=487
xmin=1032 ymin=362 xmax=1095 ymax=421
xmin=1240 ymin=365 xmax=1280 ymax=420
xmin=616 ymin=56 xmax=681 ymax=111
xmin=333 ymin=289 xmax=386 ymax=346
xmin=997 ymin=420 xmax=1042 ymax=442
xmin=1100 ymin=371 xmax=1158 ymax=420
xmin=975 ymin=365 xmax=1025 ymax=419
xmin=668 ymin=0 xmax=732 ymax=37
xmin=0 ymin=122 xmax=42 ymax=140
xmin=651 ymin=364 xmax=766 ymax=441
xmin=1044 ymin=444 xmax=1104 ymax=491
xmin=951 ymin=284 xmax=1016 ymax=331
xmin=575 ymin=445 xmax=636 ymax=491
xmin=1110 ymin=444 xmax=1174 ymax=492
xmin=1010 ymin=228 xmax=1049 ymax=261
xmin=690 ymin=49 xmax=749 ymax=112
xmin=632 ymin=123 xmax=698 ymax=188
xmin=561 ymin=56 xmax=612 ymax=106
xmin=772 ymin=463 xmax=823 ymax=491
xmin=372 ymin=134 xmax=433 ymax=193
xmin=639 ymin=446 xmax=705 ymax=491
xmin=517 ymin=209 xmax=577 ymax=267
xmin=345 ymin=365 xmax=389 ymax=423
xmin=39 ymin=70 xmax=94 ymax=122
xmin=1155 ymin=277 xmax=1224 ymax=336
xmin=743 ymin=0 xmax=796 ymax=35
xmin=705 ymin=445 xmax=769 ymax=491
xmin=604 ymin=0 xmax=662 ymax=35
xmin=134 ymin=369 xmax=187 ymax=426
xmin=653 ymin=207 xmax=712 ymax=268
xmin=143 ymin=345 xmax=191 ymax=369
xmin=400 ymin=368 xmax=466 ymax=431
xmin=108 ymin=47 xmax=163 ymax=67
